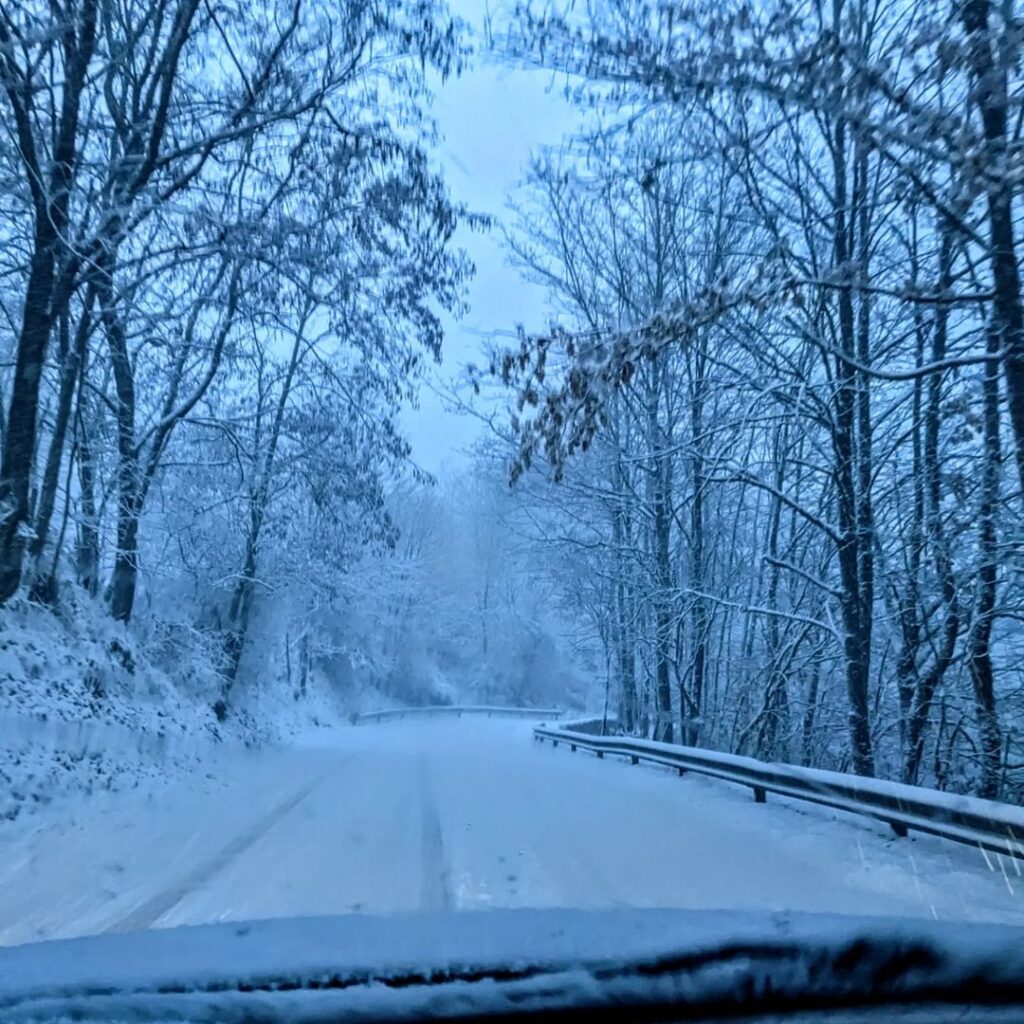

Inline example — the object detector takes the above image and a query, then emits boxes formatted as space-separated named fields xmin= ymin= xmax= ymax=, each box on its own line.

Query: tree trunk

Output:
xmin=896 ymin=273 xmax=926 ymax=761
xmin=758 ymin=427 xmax=789 ymax=760
xmin=98 ymin=257 xmax=141 ymax=622
xmin=961 ymin=0 xmax=1024 ymax=502
xmin=831 ymin=96 xmax=875 ymax=776
xmin=222 ymin=300 xmax=306 ymax=695
xmin=903 ymin=233 xmax=959 ymax=785
xmin=109 ymin=511 xmax=141 ymax=623
xmin=224 ymin=512 xmax=260 ymax=686
xmin=0 ymin=242 xmax=58 ymax=600
xmin=611 ymin=418 xmax=637 ymax=733
xmin=28 ymin=289 xmax=95 ymax=598
xmin=647 ymin=362 xmax=674 ymax=743
xmin=0 ymin=0 xmax=97 ymax=601
xmin=686 ymin=340 xmax=708 ymax=746
xmin=968 ymin=324 xmax=1003 ymax=798
xmin=75 ymin=403 xmax=100 ymax=596
xmin=802 ymin=660 xmax=821 ymax=766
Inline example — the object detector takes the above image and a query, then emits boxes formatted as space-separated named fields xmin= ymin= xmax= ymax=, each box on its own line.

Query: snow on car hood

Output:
xmin=1 ymin=908 xmax=1023 ymax=1022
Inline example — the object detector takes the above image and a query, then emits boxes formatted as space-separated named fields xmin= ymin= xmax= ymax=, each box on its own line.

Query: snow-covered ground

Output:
xmin=2 ymin=717 xmax=1023 ymax=947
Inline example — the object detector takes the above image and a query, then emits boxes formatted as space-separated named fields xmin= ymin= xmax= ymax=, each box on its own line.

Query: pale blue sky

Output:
xmin=400 ymin=5 xmax=580 ymax=476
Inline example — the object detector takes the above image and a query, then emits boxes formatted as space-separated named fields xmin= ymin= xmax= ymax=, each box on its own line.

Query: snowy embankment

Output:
xmin=0 ymin=598 xmax=346 ymax=823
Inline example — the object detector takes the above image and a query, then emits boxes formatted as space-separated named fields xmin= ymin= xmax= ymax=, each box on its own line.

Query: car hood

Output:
xmin=1 ymin=908 xmax=1023 ymax=1022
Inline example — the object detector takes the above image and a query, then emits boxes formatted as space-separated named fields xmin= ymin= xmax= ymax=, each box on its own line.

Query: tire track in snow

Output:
xmin=105 ymin=773 xmax=325 ymax=933
xmin=419 ymin=758 xmax=452 ymax=911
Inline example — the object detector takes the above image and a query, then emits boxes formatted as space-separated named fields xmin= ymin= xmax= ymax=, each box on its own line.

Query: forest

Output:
xmin=2 ymin=0 xmax=1024 ymax=804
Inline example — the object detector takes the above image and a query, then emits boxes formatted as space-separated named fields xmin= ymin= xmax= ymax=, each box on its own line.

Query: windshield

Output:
xmin=2 ymin=0 xmax=1024 ymax=964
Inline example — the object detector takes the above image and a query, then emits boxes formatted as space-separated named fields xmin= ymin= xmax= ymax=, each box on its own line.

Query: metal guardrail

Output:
xmin=356 ymin=706 xmax=565 ymax=724
xmin=535 ymin=722 xmax=1024 ymax=860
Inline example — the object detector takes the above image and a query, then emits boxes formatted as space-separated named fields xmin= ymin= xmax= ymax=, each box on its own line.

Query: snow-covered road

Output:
xmin=2 ymin=717 xmax=1024 ymax=946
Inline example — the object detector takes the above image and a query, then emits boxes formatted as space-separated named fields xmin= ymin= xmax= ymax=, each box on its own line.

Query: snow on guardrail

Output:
xmin=354 ymin=706 xmax=565 ymax=724
xmin=534 ymin=723 xmax=1024 ymax=860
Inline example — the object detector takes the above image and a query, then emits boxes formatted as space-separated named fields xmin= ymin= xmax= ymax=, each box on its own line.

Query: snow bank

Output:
xmin=0 ymin=596 xmax=349 ymax=822
xmin=0 ymin=598 xmax=222 ymax=820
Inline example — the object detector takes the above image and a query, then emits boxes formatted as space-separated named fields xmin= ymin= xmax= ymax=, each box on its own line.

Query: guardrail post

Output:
xmin=630 ymin=754 xmax=639 ymax=765
xmin=753 ymin=786 xmax=766 ymax=803
xmin=889 ymin=821 xmax=908 ymax=838
xmin=677 ymin=766 xmax=686 ymax=776
xmin=552 ymin=740 xmax=558 ymax=748
xmin=597 ymin=750 xmax=604 ymax=758
xmin=570 ymin=743 xmax=576 ymax=752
